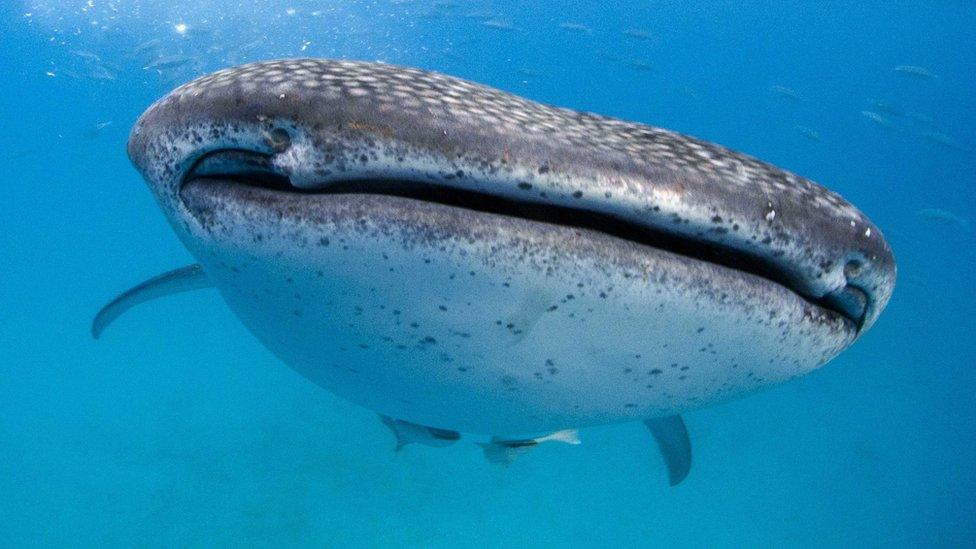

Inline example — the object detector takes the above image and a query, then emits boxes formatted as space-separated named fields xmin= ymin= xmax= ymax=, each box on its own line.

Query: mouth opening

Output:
xmin=182 ymin=149 xmax=865 ymax=330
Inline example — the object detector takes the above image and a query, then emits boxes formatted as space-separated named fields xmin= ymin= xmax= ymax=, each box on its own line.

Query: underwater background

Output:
xmin=1 ymin=1 xmax=974 ymax=546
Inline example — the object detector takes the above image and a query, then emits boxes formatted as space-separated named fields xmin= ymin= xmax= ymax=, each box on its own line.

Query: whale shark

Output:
xmin=95 ymin=59 xmax=895 ymax=485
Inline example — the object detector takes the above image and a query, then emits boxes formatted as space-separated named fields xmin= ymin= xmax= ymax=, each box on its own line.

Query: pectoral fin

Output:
xmin=644 ymin=415 xmax=692 ymax=486
xmin=379 ymin=415 xmax=460 ymax=451
xmin=92 ymin=264 xmax=210 ymax=339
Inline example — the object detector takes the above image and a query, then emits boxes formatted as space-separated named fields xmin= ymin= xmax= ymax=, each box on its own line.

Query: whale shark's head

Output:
xmin=125 ymin=60 xmax=895 ymax=431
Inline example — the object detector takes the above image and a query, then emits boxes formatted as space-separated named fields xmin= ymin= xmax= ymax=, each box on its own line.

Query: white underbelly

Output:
xmin=190 ymin=207 xmax=850 ymax=434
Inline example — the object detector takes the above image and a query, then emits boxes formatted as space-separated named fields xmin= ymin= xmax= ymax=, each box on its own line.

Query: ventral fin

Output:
xmin=643 ymin=415 xmax=692 ymax=486
xmin=91 ymin=264 xmax=210 ymax=339
xmin=379 ymin=415 xmax=460 ymax=451
xmin=480 ymin=429 xmax=580 ymax=466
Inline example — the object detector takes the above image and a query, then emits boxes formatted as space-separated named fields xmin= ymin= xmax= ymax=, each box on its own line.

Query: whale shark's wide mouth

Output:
xmin=179 ymin=149 xmax=864 ymax=332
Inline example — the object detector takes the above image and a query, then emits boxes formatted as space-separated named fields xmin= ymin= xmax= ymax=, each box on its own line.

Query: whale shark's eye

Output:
xmin=844 ymin=259 xmax=863 ymax=278
xmin=263 ymin=128 xmax=291 ymax=153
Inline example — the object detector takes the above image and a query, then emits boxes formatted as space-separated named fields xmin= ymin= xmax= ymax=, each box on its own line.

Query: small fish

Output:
xmin=70 ymin=49 xmax=101 ymax=62
xmin=144 ymin=55 xmax=194 ymax=71
xmin=83 ymin=121 xmax=113 ymax=139
xmin=480 ymin=429 xmax=581 ymax=466
xmin=87 ymin=64 xmax=116 ymax=81
xmin=380 ymin=415 xmax=461 ymax=451
xmin=905 ymin=111 xmax=935 ymax=126
xmin=915 ymin=208 xmax=969 ymax=228
xmin=869 ymin=100 xmax=905 ymax=117
xmin=794 ymin=126 xmax=822 ymax=142
xmin=483 ymin=20 xmax=517 ymax=31
xmin=129 ymin=38 xmax=162 ymax=57
xmin=920 ymin=131 xmax=966 ymax=151
xmin=559 ymin=22 xmax=592 ymax=34
xmin=893 ymin=65 xmax=936 ymax=79
xmin=623 ymin=28 xmax=655 ymax=40
xmin=770 ymin=85 xmax=803 ymax=102
xmin=861 ymin=110 xmax=894 ymax=128
xmin=240 ymin=38 xmax=266 ymax=51
xmin=183 ymin=26 xmax=214 ymax=38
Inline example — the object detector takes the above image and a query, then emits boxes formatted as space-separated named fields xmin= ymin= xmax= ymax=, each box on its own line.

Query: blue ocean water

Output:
xmin=1 ymin=1 xmax=974 ymax=546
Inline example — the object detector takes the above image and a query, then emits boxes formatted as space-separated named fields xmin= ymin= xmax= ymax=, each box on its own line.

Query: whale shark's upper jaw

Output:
xmin=127 ymin=59 xmax=895 ymax=336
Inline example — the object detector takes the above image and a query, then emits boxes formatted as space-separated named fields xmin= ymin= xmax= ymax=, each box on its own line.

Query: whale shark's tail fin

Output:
xmin=644 ymin=415 xmax=692 ymax=486
xmin=91 ymin=264 xmax=210 ymax=339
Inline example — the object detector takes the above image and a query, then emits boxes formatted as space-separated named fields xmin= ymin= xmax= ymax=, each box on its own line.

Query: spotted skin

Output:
xmin=124 ymin=59 xmax=895 ymax=434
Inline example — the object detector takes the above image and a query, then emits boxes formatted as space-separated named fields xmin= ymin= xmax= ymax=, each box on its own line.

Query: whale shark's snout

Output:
xmin=112 ymin=59 xmax=896 ymax=482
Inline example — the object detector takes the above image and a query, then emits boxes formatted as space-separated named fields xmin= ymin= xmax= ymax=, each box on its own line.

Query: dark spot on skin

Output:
xmin=439 ymin=305 xmax=448 ymax=311
xmin=538 ymin=165 xmax=550 ymax=174
xmin=518 ymin=182 xmax=533 ymax=191
xmin=421 ymin=336 xmax=437 ymax=345
xmin=650 ymin=368 xmax=663 ymax=375
xmin=572 ymin=190 xmax=583 ymax=199
xmin=318 ymin=237 xmax=330 ymax=246
xmin=697 ymin=327 xmax=705 ymax=333
xmin=410 ymin=322 xmax=419 ymax=328
xmin=624 ymin=403 xmax=637 ymax=408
